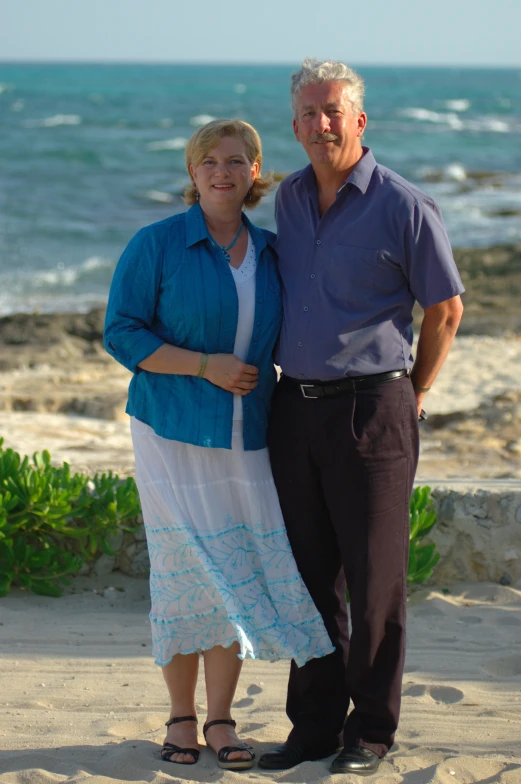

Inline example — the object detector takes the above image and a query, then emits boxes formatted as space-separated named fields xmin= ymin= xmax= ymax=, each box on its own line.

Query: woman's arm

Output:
xmin=105 ymin=225 xmax=258 ymax=394
xmin=139 ymin=344 xmax=259 ymax=395
xmin=104 ymin=227 xmax=166 ymax=373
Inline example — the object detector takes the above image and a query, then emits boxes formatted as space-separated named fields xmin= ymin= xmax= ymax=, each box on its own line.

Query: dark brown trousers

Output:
xmin=267 ymin=374 xmax=419 ymax=758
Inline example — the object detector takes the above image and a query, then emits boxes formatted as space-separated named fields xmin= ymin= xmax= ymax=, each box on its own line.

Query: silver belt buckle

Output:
xmin=300 ymin=384 xmax=319 ymax=399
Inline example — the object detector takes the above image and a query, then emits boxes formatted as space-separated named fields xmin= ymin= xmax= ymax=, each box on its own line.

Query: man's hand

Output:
xmin=204 ymin=354 xmax=259 ymax=395
xmin=410 ymin=295 xmax=464 ymax=418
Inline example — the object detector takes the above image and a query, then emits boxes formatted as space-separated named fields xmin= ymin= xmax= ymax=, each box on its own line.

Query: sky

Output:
xmin=1 ymin=0 xmax=520 ymax=67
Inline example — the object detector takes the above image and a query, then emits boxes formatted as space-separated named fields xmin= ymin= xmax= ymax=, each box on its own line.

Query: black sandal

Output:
xmin=203 ymin=718 xmax=255 ymax=770
xmin=161 ymin=715 xmax=200 ymax=765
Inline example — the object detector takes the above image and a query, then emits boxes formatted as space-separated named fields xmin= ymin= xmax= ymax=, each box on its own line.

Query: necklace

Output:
xmin=208 ymin=222 xmax=244 ymax=263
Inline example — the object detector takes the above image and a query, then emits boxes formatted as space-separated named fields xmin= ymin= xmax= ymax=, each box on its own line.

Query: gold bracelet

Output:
xmin=415 ymin=386 xmax=431 ymax=393
xmin=197 ymin=352 xmax=208 ymax=378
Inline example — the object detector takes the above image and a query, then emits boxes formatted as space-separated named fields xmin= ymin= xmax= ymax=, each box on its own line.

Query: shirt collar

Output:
xmin=293 ymin=146 xmax=376 ymax=197
xmin=341 ymin=146 xmax=376 ymax=194
xmin=184 ymin=201 xmax=273 ymax=252
xmin=184 ymin=202 xmax=210 ymax=247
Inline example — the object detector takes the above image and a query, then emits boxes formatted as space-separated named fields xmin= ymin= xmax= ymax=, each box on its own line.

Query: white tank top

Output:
xmin=230 ymin=231 xmax=256 ymax=421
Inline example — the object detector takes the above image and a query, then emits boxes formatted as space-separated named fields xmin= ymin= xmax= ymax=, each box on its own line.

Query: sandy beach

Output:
xmin=1 ymin=576 xmax=520 ymax=783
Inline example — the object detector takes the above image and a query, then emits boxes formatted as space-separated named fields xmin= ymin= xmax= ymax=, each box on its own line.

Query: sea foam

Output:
xmin=147 ymin=137 xmax=187 ymax=151
xmin=142 ymin=190 xmax=175 ymax=203
xmin=27 ymin=257 xmax=114 ymax=290
xmin=400 ymin=108 xmax=464 ymax=129
xmin=190 ymin=114 xmax=216 ymax=126
xmin=401 ymin=108 xmax=516 ymax=134
xmin=23 ymin=114 xmax=82 ymax=128
xmin=444 ymin=99 xmax=471 ymax=112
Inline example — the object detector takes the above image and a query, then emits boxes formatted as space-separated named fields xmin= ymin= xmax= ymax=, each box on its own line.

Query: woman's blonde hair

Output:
xmin=184 ymin=118 xmax=273 ymax=209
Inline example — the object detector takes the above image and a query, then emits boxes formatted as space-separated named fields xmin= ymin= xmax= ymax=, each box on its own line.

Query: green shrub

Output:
xmin=407 ymin=485 xmax=439 ymax=584
xmin=0 ymin=438 xmax=141 ymax=597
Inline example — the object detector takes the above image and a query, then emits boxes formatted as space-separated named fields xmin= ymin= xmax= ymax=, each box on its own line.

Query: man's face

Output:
xmin=293 ymin=81 xmax=367 ymax=171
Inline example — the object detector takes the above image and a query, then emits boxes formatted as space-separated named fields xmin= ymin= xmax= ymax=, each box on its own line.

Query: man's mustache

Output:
xmin=309 ymin=133 xmax=338 ymax=143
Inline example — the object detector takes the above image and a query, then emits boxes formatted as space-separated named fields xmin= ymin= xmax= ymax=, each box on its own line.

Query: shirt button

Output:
xmin=298 ymin=341 xmax=303 ymax=347
xmin=316 ymin=240 xmax=321 ymax=245
xmin=303 ymin=306 xmax=309 ymax=312
xmin=310 ymin=274 xmax=316 ymax=279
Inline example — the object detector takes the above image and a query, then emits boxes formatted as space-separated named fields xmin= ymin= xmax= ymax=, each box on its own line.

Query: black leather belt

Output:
xmin=282 ymin=369 xmax=409 ymax=399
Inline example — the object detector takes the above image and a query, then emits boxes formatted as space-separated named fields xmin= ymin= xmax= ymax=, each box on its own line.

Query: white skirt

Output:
xmin=130 ymin=417 xmax=334 ymax=667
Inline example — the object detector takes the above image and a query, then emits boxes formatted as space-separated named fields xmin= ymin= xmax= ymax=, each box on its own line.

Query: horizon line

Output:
xmin=1 ymin=59 xmax=520 ymax=69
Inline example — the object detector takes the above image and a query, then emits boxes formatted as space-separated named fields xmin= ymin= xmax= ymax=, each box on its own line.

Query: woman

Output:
xmin=104 ymin=119 xmax=333 ymax=770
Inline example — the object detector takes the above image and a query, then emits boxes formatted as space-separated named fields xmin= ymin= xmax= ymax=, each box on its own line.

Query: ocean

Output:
xmin=1 ymin=63 xmax=520 ymax=315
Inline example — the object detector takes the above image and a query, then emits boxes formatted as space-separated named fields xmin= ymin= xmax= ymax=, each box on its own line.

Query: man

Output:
xmin=258 ymin=58 xmax=464 ymax=777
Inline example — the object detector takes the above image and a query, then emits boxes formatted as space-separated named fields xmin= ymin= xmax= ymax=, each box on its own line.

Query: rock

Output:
xmin=134 ymin=524 xmax=147 ymax=542
xmin=126 ymin=548 xmax=150 ymax=578
xmin=438 ymin=495 xmax=455 ymax=522
xmin=92 ymin=554 xmax=116 ymax=578
xmin=107 ymin=531 xmax=124 ymax=552
xmin=506 ymin=440 xmax=521 ymax=456
xmin=77 ymin=561 xmax=91 ymax=577
xmin=499 ymin=573 xmax=512 ymax=586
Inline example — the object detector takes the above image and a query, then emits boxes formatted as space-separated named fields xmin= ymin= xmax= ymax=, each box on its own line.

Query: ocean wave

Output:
xmin=141 ymin=190 xmax=175 ymax=203
xmin=400 ymin=107 xmax=464 ymax=129
xmin=443 ymin=99 xmax=470 ymax=112
xmin=234 ymin=84 xmax=247 ymax=94
xmin=23 ymin=257 xmax=114 ymax=290
xmin=400 ymin=107 xmax=517 ymax=133
xmin=147 ymin=137 xmax=187 ymax=152
xmin=0 ymin=83 xmax=12 ymax=95
xmin=23 ymin=114 xmax=82 ymax=128
xmin=0 ymin=257 xmax=116 ymax=315
xmin=465 ymin=118 xmax=511 ymax=133
xmin=190 ymin=114 xmax=217 ymax=126
xmin=417 ymin=165 xmax=511 ymax=185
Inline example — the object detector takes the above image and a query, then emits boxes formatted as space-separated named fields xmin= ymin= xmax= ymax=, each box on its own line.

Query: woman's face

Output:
xmin=190 ymin=135 xmax=259 ymax=210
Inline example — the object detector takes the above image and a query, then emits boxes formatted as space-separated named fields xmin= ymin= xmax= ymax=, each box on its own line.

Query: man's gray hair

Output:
xmin=291 ymin=57 xmax=365 ymax=116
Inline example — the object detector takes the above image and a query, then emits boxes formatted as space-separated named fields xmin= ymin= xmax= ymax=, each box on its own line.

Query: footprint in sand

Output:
xmin=233 ymin=683 xmax=263 ymax=707
xmin=241 ymin=722 xmax=267 ymax=733
xmin=429 ymin=686 xmax=464 ymax=704
xmin=403 ymin=684 xmax=426 ymax=697
xmin=232 ymin=697 xmax=255 ymax=708
xmin=403 ymin=684 xmax=464 ymax=703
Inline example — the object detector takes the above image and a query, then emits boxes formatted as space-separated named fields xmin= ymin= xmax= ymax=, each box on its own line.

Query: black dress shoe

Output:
xmin=258 ymin=740 xmax=338 ymax=770
xmin=330 ymin=745 xmax=382 ymax=776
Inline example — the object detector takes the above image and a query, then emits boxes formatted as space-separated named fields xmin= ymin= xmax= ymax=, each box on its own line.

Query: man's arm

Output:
xmin=410 ymin=295 xmax=464 ymax=417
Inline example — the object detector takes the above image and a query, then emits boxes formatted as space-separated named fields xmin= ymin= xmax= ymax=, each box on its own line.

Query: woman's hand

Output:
xmin=204 ymin=354 xmax=259 ymax=395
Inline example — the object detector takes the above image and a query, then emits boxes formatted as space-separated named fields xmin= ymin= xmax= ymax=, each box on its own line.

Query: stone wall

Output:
xmin=86 ymin=480 xmax=521 ymax=586
xmin=428 ymin=480 xmax=521 ymax=585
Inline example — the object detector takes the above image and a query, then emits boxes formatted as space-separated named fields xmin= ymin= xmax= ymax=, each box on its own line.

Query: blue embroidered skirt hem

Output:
xmin=130 ymin=417 xmax=334 ymax=668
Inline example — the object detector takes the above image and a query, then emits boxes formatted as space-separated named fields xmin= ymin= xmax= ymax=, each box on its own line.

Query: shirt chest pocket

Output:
xmin=324 ymin=245 xmax=378 ymax=306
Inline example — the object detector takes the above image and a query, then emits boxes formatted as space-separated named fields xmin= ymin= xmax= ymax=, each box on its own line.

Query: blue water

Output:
xmin=1 ymin=63 xmax=520 ymax=314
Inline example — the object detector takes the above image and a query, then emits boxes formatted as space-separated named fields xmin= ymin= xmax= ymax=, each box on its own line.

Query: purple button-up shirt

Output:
xmin=274 ymin=147 xmax=464 ymax=380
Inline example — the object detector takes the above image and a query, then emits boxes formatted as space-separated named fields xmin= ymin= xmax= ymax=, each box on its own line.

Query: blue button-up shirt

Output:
xmin=275 ymin=147 xmax=464 ymax=380
xmin=104 ymin=203 xmax=281 ymax=450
